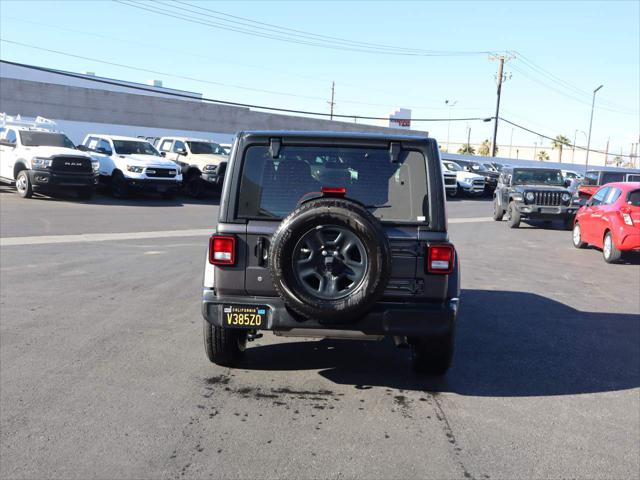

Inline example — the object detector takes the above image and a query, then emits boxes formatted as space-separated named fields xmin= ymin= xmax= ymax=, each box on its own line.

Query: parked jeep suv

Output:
xmin=156 ymin=136 xmax=228 ymax=197
xmin=202 ymin=131 xmax=460 ymax=374
xmin=0 ymin=118 xmax=98 ymax=199
xmin=493 ymin=167 xmax=578 ymax=228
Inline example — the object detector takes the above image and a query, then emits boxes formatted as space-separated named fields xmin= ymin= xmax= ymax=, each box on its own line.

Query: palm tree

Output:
xmin=478 ymin=139 xmax=491 ymax=156
xmin=537 ymin=150 xmax=549 ymax=161
xmin=458 ymin=144 xmax=475 ymax=155
xmin=551 ymin=135 xmax=570 ymax=163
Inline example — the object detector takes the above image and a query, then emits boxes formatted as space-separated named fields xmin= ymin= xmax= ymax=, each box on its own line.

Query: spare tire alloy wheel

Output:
xmin=293 ymin=225 xmax=368 ymax=301
xmin=269 ymin=198 xmax=391 ymax=323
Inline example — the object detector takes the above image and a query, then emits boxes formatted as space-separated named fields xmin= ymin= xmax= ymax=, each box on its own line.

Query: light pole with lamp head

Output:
xmin=585 ymin=85 xmax=603 ymax=171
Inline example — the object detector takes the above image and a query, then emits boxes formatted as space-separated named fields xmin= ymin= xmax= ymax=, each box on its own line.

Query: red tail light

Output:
xmin=427 ymin=244 xmax=455 ymax=274
xmin=620 ymin=206 xmax=634 ymax=226
xmin=209 ymin=235 xmax=236 ymax=265
xmin=321 ymin=186 xmax=346 ymax=196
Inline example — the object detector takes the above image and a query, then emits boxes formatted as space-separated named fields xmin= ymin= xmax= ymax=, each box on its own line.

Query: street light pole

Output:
xmin=445 ymin=99 xmax=457 ymax=152
xmin=585 ymin=84 xmax=603 ymax=171
xmin=572 ymin=130 xmax=587 ymax=164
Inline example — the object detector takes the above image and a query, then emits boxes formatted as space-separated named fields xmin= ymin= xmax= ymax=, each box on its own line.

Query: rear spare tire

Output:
xmin=268 ymin=197 xmax=391 ymax=323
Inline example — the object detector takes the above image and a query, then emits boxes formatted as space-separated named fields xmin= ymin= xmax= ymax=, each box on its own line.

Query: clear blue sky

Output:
xmin=0 ymin=0 xmax=638 ymax=155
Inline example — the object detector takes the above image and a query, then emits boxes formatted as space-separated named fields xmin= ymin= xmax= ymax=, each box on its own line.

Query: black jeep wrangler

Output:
xmin=492 ymin=166 xmax=578 ymax=228
xmin=202 ymin=131 xmax=460 ymax=374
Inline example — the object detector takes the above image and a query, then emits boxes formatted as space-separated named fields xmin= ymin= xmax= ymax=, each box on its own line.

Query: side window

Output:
xmin=601 ymin=172 xmax=625 ymax=184
xmin=159 ymin=139 xmax=173 ymax=152
xmin=627 ymin=174 xmax=640 ymax=182
xmin=604 ymin=188 xmax=621 ymax=205
xmin=85 ymin=137 xmax=99 ymax=149
xmin=5 ymin=129 xmax=17 ymax=144
xmin=591 ymin=187 xmax=609 ymax=206
xmin=172 ymin=140 xmax=186 ymax=153
xmin=96 ymin=139 xmax=112 ymax=155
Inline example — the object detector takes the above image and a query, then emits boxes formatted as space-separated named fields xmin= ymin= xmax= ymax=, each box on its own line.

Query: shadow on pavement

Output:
xmin=242 ymin=289 xmax=640 ymax=396
xmin=0 ymin=186 xmax=220 ymax=207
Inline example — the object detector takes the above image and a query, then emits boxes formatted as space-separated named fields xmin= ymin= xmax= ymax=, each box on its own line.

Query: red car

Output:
xmin=572 ymin=182 xmax=640 ymax=263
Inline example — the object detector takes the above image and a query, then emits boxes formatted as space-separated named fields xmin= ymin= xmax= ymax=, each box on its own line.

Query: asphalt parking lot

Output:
xmin=1 ymin=187 xmax=639 ymax=480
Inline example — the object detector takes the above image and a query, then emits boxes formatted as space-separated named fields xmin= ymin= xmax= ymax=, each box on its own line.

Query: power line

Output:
xmin=512 ymin=51 xmax=637 ymax=113
xmin=509 ymin=56 xmax=637 ymax=116
xmin=0 ymin=59 xmax=490 ymax=123
xmin=0 ymin=38 xmax=487 ymax=111
xmin=499 ymin=117 xmax=633 ymax=158
xmin=1 ymin=19 xmax=490 ymax=110
xmin=114 ymin=0 xmax=493 ymax=57
xmin=171 ymin=0 xmax=486 ymax=56
xmin=1 ymin=57 xmax=632 ymax=157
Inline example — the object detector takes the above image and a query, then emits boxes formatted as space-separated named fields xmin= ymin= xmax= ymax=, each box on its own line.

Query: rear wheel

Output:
xmin=506 ymin=201 xmax=521 ymax=228
xmin=410 ymin=328 xmax=455 ymax=375
xmin=492 ymin=197 xmax=504 ymax=221
xmin=572 ymin=222 xmax=586 ymax=248
xmin=203 ymin=320 xmax=247 ymax=366
xmin=602 ymin=231 xmax=622 ymax=263
xmin=15 ymin=170 xmax=33 ymax=198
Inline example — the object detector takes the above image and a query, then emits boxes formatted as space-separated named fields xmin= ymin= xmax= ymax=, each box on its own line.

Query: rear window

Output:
xmin=236 ymin=145 xmax=429 ymax=223
xmin=628 ymin=189 xmax=640 ymax=207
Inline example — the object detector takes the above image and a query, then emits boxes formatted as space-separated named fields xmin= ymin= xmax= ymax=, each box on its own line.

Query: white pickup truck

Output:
xmin=81 ymin=134 xmax=182 ymax=198
xmin=0 ymin=115 xmax=98 ymax=199
xmin=441 ymin=160 xmax=485 ymax=196
xmin=156 ymin=136 xmax=228 ymax=197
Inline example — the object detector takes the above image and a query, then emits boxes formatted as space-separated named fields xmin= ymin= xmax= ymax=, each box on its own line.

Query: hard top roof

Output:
xmin=239 ymin=130 xmax=430 ymax=142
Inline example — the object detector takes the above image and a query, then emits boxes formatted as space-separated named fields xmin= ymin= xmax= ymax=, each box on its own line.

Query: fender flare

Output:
xmin=13 ymin=160 xmax=29 ymax=179
xmin=184 ymin=166 xmax=202 ymax=179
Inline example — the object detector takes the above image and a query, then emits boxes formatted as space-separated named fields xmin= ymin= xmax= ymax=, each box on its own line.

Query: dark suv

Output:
xmin=202 ymin=131 xmax=460 ymax=374
xmin=492 ymin=166 xmax=578 ymax=228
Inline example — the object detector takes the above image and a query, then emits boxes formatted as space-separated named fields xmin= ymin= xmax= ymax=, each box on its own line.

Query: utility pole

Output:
xmin=604 ymin=137 xmax=610 ymax=165
xmin=489 ymin=53 xmax=514 ymax=157
xmin=328 ymin=81 xmax=335 ymax=120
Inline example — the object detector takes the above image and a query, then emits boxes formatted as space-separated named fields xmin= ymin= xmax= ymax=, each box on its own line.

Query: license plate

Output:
xmin=541 ymin=207 xmax=558 ymax=213
xmin=223 ymin=305 xmax=267 ymax=329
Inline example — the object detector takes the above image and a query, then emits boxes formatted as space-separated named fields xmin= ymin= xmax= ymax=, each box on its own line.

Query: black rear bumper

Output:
xmin=29 ymin=169 xmax=98 ymax=189
xmin=202 ymin=290 xmax=458 ymax=337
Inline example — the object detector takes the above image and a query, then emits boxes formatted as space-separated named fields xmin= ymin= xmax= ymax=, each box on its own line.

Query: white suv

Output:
xmin=441 ymin=160 xmax=485 ymax=196
xmin=156 ymin=136 xmax=227 ymax=197
xmin=0 ymin=115 xmax=98 ymax=199
xmin=81 ymin=134 xmax=182 ymax=198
